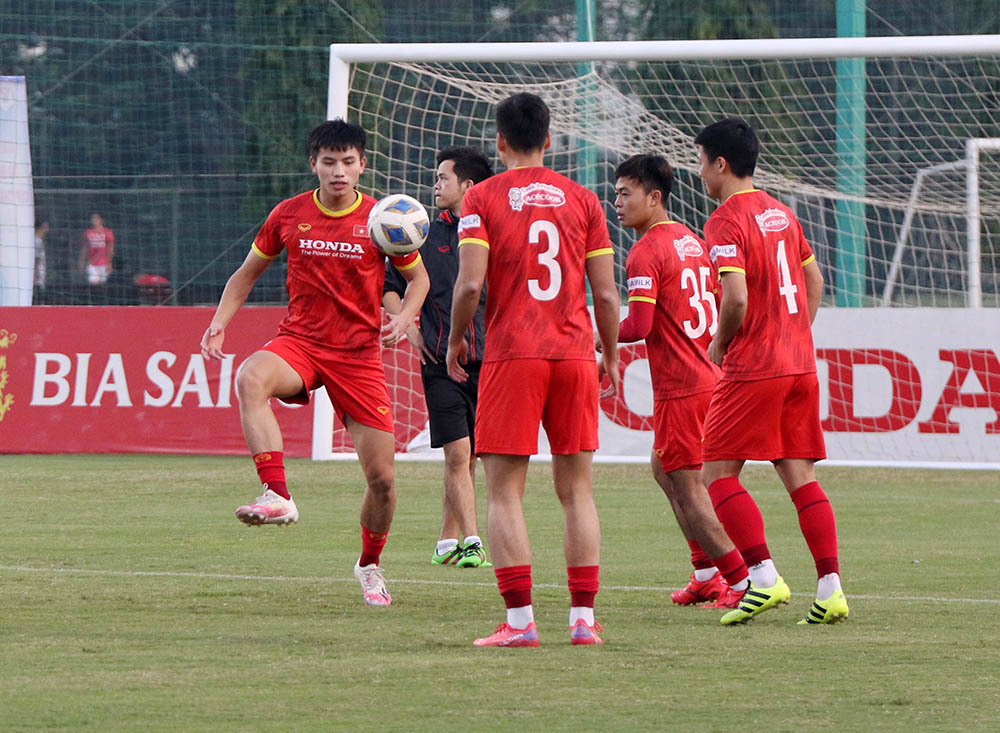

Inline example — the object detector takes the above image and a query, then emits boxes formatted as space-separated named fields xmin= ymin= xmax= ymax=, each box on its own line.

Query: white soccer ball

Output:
xmin=367 ymin=194 xmax=430 ymax=256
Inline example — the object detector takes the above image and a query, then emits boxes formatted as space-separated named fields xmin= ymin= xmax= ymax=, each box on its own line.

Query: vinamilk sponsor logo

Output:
xmin=709 ymin=244 xmax=737 ymax=263
xmin=626 ymin=276 xmax=653 ymax=291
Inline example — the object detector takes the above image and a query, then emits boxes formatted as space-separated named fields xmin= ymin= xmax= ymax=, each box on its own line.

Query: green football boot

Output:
xmin=456 ymin=541 xmax=492 ymax=568
xmin=797 ymin=590 xmax=850 ymax=625
xmin=431 ymin=544 xmax=465 ymax=566
xmin=720 ymin=576 xmax=792 ymax=625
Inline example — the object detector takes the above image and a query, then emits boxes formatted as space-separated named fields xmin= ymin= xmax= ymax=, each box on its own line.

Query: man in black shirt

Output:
xmin=384 ymin=146 xmax=493 ymax=568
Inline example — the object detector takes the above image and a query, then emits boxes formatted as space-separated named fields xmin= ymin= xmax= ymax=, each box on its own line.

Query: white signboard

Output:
xmin=0 ymin=76 xmax=35 ymax=306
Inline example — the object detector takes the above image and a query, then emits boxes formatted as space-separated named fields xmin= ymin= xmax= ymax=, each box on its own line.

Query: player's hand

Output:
xmin=707 ymin=337 xmax=726 ymax=367
xmin=381 ymin=312 xmax=411 ymax=348
xmin=594 ymin=330 xmax=603 ymax=354
xmin=407 ymin=325 xmax=437 ymax=364
xmin=201 ymin=323 xmax=226 ymax=360
xmin=446 ymin=339 xmax=469 ymax=383
xmin=598 ymin=350 xmax=619 ymax=399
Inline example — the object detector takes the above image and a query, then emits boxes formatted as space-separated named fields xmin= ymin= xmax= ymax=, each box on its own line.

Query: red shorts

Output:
xmin=702 ymin=372 xmax=826 ymax=462
xmin=476 ymin=358 xmax=599 ymax=455
xmin=653 ymin=390 xmax=713 ymax=474
xmin=260 ymin=335 xmax=394 ymax=433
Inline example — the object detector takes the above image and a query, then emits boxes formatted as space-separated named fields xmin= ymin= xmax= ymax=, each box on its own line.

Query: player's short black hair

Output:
xmin=307 ymin=119 xmax=366 ymax=158
xmin=436 ymin=145 xmax=494 ymax=185
xmin=615 ymin=154 xmax=674 ymax=202
xmin=496 ymin=93 xmax=550 ymax=153
xmin=694 ymin=118 xmax=759 ymax=178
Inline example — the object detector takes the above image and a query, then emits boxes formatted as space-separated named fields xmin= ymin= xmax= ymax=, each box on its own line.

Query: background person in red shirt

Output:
xmin=201 ymin=119 xmax=429 ymax=608
xmin=696 ymin=118 xmax=848 ymax=626
xmin=447 ymin=92 xmax=620 ymax=647
xmin=78 ymin=212 xmax=115 ymax=285
xmin=607 ymin=153 xmax=749 ymax=610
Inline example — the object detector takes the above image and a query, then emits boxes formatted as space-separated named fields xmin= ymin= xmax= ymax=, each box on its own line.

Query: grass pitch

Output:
xmin=1 ymin=455 xmax=998 ymax=730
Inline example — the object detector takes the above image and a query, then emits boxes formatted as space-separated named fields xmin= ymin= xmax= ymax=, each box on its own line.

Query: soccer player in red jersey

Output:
xmin=200 ymin=120 xmax=430 ymax=607
xmin=607 ymin=153 xmax=750 ymax=609
xmin=695 ymin=118 xmax=849 ymax=625
xmin=446 ymin=93 xmax=621 ymax=646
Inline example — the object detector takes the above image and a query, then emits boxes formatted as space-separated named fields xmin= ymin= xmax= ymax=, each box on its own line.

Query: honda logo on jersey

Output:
xmin=299 ymin=239 xmax=365 ymax=255
xmin=508 ymin=183 xmax=566 ymax=211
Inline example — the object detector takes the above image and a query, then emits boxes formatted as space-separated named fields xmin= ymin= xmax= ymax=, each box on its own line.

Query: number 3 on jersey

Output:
xmin=681 ymin=266 xmax=718 ymax=339
xmin=528 ymin=219 xmax=562 ymax=301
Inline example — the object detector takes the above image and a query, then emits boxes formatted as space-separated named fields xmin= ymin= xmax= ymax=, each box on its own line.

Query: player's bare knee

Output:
xmin=365 ymin=467 xmax=395 ymax=498
xmin=235 ymin=364 xmax=270 ymax=404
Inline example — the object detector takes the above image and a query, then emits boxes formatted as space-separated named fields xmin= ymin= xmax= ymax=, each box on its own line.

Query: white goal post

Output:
xmin=314 ymin=35 xmax=1000 ymax=468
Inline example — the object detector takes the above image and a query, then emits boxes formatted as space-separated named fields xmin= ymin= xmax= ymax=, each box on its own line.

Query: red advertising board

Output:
xmin=0 ymin=306 xmax=426 ymax=457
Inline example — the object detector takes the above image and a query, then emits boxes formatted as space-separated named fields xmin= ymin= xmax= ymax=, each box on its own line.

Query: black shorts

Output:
xmin=421 ymin=360 xmax=480 ymax=450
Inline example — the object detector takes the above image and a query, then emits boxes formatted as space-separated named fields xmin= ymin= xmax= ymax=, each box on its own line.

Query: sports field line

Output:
xmin=2 ymin=564 xmax=997 ymax=605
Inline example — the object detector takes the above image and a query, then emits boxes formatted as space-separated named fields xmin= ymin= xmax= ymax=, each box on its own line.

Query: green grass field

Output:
xmin=1 ymin=455 xmax=998 ymax=731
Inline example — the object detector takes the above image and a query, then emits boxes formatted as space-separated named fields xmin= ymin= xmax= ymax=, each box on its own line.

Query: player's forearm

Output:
xmin=210 ymin=269 xmax=257 ymax=329
xmin=448 ymin=283 xmax=480 ymax=347
xmin=714 ymin=297 xmax=746 ymax=348
xmin=804 ymin=262 xmax=824 ymax=324
xmin=591 ymin=286 xmax=621 ymax=354
xmin=397 ymin=276 xmax=429 ymax=323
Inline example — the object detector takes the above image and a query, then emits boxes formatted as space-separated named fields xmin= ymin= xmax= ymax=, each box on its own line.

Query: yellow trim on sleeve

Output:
xmin=313 ymin=189 xmax=363 ymax=217
xmin=394 ymin=253 xmax=422 ymax=271
xmin=628 ymin=295 xmax=657 ymax=304
xmin=718 ymin=266 xmax=746 ymax=275
xmin=459 ymin=237 xmax=490 ymax=249
xmin=801 ymin=254 xmax=816 ymax=267
xmin=586 ymin=247 xmax=614 ymax=259
xmin=251 ymin=243 xmax=279 ymax=260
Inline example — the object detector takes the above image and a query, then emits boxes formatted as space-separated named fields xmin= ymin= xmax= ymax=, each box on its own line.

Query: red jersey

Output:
xmin=253 ymin=189 xmax=420 ymax=357
xmin=83 ymin=226 xmax=114 ymax=267
xmin=625 ymin=221 xmax=720 ymax=399
xmin=457 ymin=167 xmax=613 ymax=363
xmin=705 ymin=189 xmax=816 ymax=380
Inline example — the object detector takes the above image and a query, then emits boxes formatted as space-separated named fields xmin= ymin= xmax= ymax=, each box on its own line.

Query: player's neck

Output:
xmin=317 ymin=186 xmax=357 ymax=212
xmin=501 ymin=150 xmax=545 ymax=170
xmin=719 ymin=177 xmax=756 ymax=203
xmin=636 ymin=211 xmax=670 ymax=237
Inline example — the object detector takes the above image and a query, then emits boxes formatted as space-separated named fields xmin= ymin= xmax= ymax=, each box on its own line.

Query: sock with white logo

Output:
xmin=507 ymin=605 xmax=534 ymax=629
xmin=816 ymin=572 xmax=842 ymax=601
xmin=436 ymin=539 xmax=459 ymax=556
xmin=748 ymin=559 xmax=779 ymax=589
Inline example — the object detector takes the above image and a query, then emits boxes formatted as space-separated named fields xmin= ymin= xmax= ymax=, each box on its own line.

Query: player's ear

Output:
xmin=358 ymin=155 xmax=367 ymax=175
xmin=496 ymin=133 xmax=507 ymax=154
xmin=543 ymin=131 xmax=552 ymax=150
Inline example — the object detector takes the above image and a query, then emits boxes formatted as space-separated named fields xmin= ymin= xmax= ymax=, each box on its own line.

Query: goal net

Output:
xmin=317 ymin=36 xmax=1000 ymax=466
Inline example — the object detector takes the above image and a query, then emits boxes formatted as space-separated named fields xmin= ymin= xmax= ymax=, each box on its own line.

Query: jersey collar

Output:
xmin=313 ymin=189 xmax=363 ymax=217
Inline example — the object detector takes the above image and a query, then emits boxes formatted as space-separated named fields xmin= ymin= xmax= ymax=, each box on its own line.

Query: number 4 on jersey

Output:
xmin=776 ymin=239 xmax=799 ymax=315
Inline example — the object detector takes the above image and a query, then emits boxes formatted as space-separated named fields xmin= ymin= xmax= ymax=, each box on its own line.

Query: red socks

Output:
xmin=688 ymin=540 xmax=714 ymax=570
xmin=567 ymin=565 xmax=600 ymax=607
xmin=790 ymin=481 xmax=840 ymax=577
xmin=707 ymin=477 xmax=771 ymax=567
xmin=495 ymin=565 xmax=533 ymax=609
xmin=359 ymin=524 xmax=389 ymax=567
xmin=253 ymin=451 xmax=288 ymax=500
xmin=713 ymin=548 xmax=749 ymax=587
